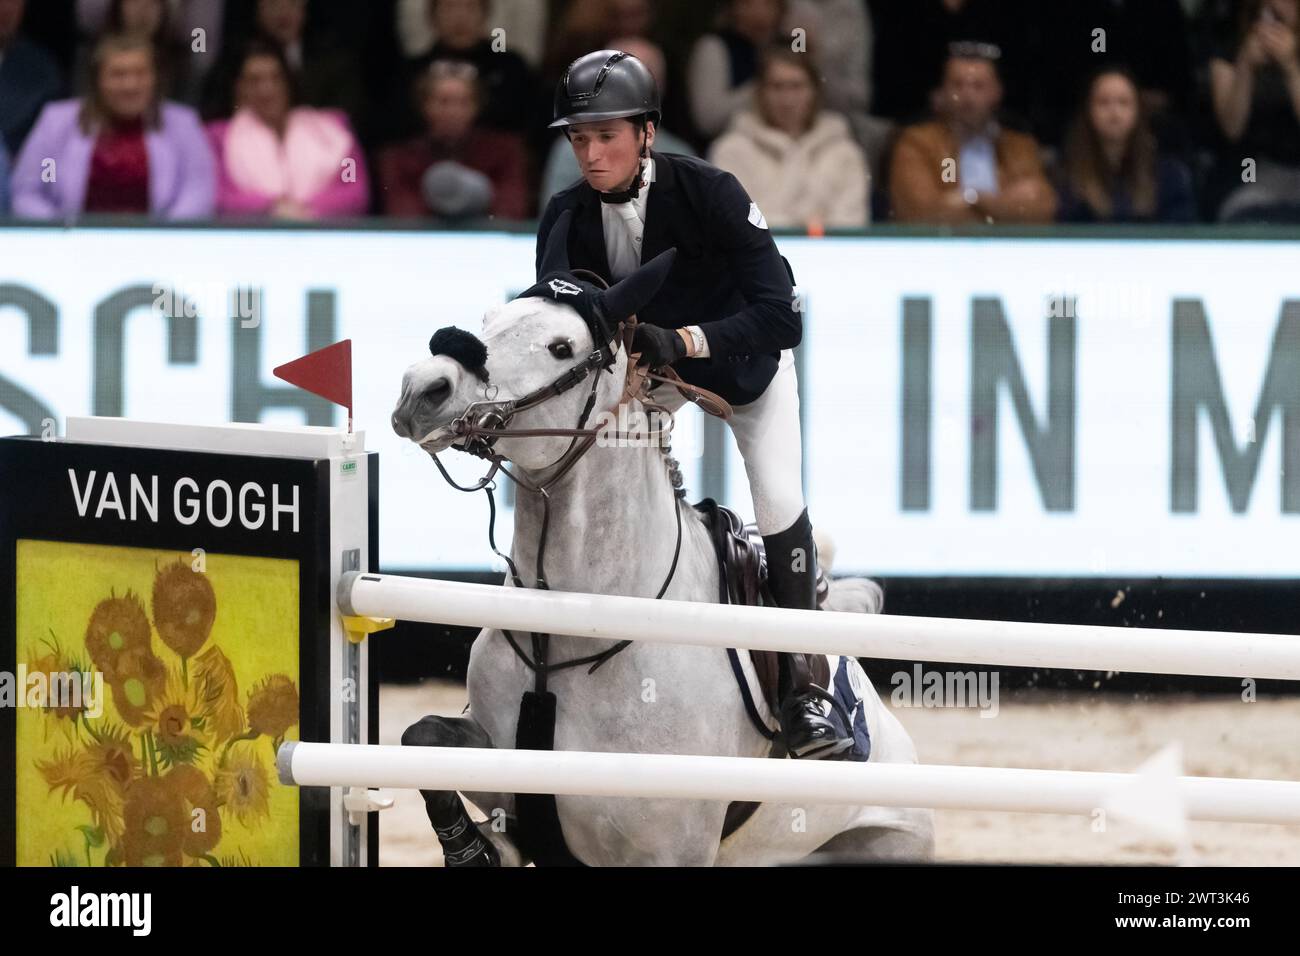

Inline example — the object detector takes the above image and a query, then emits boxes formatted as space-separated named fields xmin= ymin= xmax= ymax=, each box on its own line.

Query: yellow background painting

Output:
xmin=16 ymin=540 xmax=301 ymax=866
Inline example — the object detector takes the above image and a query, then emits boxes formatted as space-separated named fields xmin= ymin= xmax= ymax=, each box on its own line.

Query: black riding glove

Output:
xmin=631 ymin=323 xmax=687 ymax=368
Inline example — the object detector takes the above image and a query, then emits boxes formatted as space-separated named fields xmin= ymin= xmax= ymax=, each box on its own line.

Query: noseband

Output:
xmin=444 ymin=330 xmax=622 ymax=493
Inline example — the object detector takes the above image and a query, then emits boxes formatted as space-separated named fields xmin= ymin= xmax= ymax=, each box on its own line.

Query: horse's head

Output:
xmin=391 ymin=209 xmax=676 ymax=473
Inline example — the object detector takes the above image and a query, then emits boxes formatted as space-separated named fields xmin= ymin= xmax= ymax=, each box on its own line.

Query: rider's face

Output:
xmin=567 ymin=119 xmax=653 ymax=193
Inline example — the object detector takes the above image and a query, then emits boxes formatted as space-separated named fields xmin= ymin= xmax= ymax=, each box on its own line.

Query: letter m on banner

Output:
xmin=1171 ymin=301 xmax=1300 ymax=514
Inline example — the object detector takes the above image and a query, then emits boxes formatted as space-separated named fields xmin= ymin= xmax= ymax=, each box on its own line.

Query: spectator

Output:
xmin=404 ymin=0 xmax=536 ymax=135
xmin=11 ymin=33 xmax=215 ymax=218
xmin=787 ymin=0 xmax=894 ymax=187
xmin=544 ymin=0 xmax=653 ymax=87
xmin=76 ymin=0 xmax=230 ymax=105
xmin=605 ymin=0 xmax=653 ymax=40
xmin=213 ymin=3 xmax=463 ymax=151
xmin=0 ymin=137 xmax=10 ymax=212
xmin=687 ymin=0 xmax=788 ymax=139
xmin=868 ymin=0 xmax=1032 ymax=126
xmin=1027 ymin=0 xmax=1194 ymax=150
xmin=709 ymin=45 xmax=869 ymax=228
xmin=377 ymin=59 xmax=528 ymax=219
xmin=889 ymin=43 xmax=1055 ymax=224
xmin=205 ymin=37 xmax=368 ymax=219
xmin=539 ymin=37 xmax=696 ymax=209
xmin=204 ymin=0 xmax=362 ymax=124
xmin=73 ymin=0 xmax=188 ymax=101
xmin=0 ymin=0 xmax=65 ymax=154
xmin=1208 ymin=0 xmax=1300 ymax=222
xmin=397 ymin=0 xmax=548 ymax=69
xmin=79 ymin=1 xmax=226 ymax=54
xmin=792 ymin=0 xmax=871 ymax=120
xmin=1057 ymin=67 xmax=1196 ymax=223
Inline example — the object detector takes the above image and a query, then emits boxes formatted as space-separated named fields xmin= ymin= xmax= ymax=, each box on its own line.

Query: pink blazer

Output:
xmin=206 ymin=108 xmax=370 ymax=218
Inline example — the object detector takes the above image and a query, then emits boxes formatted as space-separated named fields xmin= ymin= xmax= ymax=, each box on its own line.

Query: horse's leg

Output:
xmin=400 ymin=714 xmax=524 ymax=867
xmin=809 ymin=809 xmax=936 ymax=863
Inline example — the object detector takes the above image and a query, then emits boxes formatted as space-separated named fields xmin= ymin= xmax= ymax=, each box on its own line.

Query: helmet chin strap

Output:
xmin=598 ymin=129 xmax=650 ymax=204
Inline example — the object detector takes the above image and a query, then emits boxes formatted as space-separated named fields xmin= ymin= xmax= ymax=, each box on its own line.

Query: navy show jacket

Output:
xmin=535 ymin=149 xmax=801 ymax=407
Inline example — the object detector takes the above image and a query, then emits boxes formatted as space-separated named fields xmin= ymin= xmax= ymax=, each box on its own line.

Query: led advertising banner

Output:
xmin=1 ymin=227 xmax=1296 ymax=576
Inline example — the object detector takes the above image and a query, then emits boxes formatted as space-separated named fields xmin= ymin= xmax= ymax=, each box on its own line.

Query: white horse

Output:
xmin=391 ymin=220 xmax=933 ymax=866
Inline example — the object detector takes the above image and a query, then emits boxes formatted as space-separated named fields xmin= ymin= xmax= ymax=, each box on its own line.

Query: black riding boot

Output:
xmin=762 ymin=508 xmax=854 ymax=760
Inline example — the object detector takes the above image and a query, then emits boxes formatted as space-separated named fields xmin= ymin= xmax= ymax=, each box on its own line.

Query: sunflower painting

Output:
xmin=15 ymin=540 xmax=301 ymax=866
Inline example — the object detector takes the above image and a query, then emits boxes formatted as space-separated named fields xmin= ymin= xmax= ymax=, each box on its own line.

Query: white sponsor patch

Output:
xmin=548 ymin=278 xmax=581 ymax=296
xmin=748 ymin=202 xmax=768 ymax=229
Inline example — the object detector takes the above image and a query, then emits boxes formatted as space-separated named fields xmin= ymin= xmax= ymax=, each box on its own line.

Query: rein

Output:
xmin=424 ymin=278 xmax=734 ymax=686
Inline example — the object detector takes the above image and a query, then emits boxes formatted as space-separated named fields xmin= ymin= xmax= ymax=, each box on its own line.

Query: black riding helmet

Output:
xmin=553 ymin=50 xmax=660 ymax=202
xmin=550 ymin=49 xmax=661 ymax=129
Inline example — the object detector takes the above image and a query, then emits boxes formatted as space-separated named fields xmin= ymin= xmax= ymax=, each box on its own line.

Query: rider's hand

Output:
xmin=631 ymin=323 xmax=688 ymax=368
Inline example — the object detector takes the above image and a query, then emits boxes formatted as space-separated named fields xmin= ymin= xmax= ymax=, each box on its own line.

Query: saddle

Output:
xmin=692 ymin=498 xmax=830 ymax=725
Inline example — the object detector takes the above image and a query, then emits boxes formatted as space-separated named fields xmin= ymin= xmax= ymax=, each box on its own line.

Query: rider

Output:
xmin=538 ymin=49 xmax=854 ymax=760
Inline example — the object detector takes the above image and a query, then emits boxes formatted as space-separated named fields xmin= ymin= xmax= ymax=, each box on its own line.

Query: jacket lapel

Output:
xmin=145 ymin=123 xmax=174 ymax=215
xmin=64 ymin=130 xmax=95 ymax=216
xmin=641 ymin=149 xmax=676 ymax=262
xmin=573 ymin=189 xmax=612 ymax=281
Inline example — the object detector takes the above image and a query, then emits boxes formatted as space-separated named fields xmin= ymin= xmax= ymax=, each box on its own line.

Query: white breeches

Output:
xmin=652 ymin=348 xmax=807 ymax=536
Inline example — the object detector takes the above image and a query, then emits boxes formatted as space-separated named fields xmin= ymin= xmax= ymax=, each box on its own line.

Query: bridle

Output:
xmin=419 ymin=271 xmax=733 ymax=688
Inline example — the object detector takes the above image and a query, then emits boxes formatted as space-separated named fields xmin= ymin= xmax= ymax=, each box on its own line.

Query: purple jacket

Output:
xmin=11 ymin=98 xmax=216 ymax=219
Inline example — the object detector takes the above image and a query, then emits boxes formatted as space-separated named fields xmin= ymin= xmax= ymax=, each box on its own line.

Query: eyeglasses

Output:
xmin=947 ymin=40 xmax=1002 ymax=62
xmin=427 ymin=60 xmax=480 ymax=84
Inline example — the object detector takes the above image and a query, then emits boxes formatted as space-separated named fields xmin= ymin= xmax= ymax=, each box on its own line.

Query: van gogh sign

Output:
xmin=66 ymin=469 xmax=300 ymax=531
xmin=0 ymin=227 xmax=1295 ymax=575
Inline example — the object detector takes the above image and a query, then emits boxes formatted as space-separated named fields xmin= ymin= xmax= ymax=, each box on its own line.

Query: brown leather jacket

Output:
xmin=889 ymin=120 xmax=1057 ymax=224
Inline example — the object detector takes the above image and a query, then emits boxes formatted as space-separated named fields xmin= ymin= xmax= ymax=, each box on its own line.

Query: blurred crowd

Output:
xmin=1 ymin=0 xmax=1299 ymax=227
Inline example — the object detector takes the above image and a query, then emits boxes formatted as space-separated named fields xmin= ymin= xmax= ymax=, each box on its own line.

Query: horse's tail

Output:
xmin=814 ymin=527 xmax=885 ymax=615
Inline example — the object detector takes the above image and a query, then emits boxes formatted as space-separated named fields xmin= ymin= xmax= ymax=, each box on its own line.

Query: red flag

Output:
xmin=274 ymin=339 xmax=353 ymax=431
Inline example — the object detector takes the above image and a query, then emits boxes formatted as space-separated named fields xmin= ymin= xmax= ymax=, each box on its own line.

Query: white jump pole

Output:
xmin=338 ymin=573 xmax=1300 ymax=681
xmin=278 ymin=742 xmax=1300 ymax=825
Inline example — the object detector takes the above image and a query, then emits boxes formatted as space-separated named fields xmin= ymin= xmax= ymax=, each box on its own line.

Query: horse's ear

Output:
xmin=598 ymin=248 xmax=676 ymax=322
xmin=538 ymin=208 xmax=574 ymax=277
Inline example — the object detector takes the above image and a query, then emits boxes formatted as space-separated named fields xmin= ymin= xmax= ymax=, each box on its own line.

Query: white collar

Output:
xmin=602 ymin=156 xmax=655 ymax=206
xmin=629 ymin=157 xmax=655 ymax=214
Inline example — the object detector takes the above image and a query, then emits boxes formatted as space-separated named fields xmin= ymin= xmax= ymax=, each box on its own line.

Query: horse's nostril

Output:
xmin=424 ymin=377 xmax=452 ymax=406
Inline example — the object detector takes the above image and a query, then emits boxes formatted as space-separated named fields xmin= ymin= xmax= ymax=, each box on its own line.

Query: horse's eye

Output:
xmin=548 ymin=340 xmax=574 ymax=360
